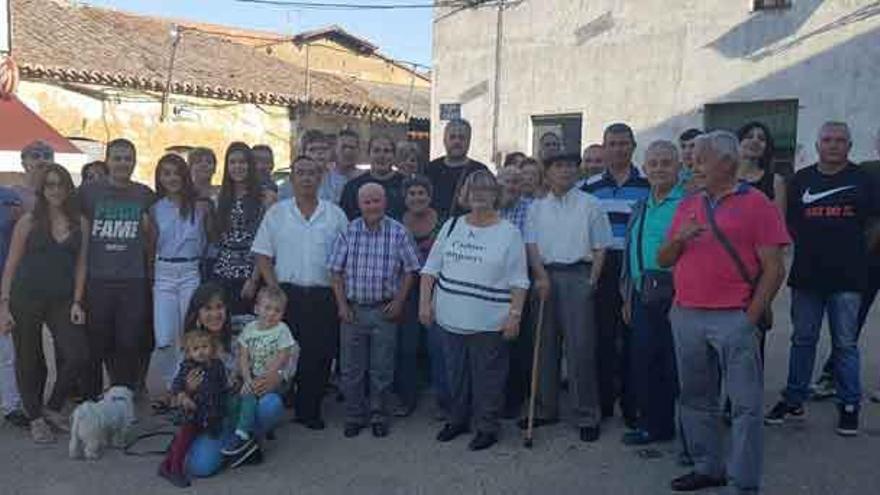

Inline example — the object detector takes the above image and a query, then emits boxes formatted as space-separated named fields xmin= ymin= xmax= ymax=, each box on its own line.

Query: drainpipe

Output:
xmin=490 ymin=0 xmax=504 ymax=166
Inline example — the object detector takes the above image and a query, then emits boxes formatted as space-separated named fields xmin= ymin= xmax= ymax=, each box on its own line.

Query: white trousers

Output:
xmin=150 ymin=260 xmax=201 ymax=391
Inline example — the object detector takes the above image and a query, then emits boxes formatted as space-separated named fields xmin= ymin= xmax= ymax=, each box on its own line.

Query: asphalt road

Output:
xmin=2 ymin=291 xmax=879 ymax=494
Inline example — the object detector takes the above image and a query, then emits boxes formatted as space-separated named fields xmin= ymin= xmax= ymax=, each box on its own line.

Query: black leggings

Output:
xmin=10 ymin=295 xmax=89 ymax=419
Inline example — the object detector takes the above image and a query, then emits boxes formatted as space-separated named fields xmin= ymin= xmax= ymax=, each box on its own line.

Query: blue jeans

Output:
xmin=186 ymin=393 xmax=284 ymax=477
xmin=394 ymin=291 xmax=423 ymax=411
xmin=629 ymin=293 xmax=677 ymax=440
xmin=427 ymin=322 xmax=450 ymax=412
xmin=784 ymin=290 xmax=862 ymax=406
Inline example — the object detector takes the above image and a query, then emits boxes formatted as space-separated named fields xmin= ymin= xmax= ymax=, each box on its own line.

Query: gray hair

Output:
xmin=818 ymin=121 xmax=852 ymax=142
xmin=695 ymin=131 xmax=740 ymax=165
xmin=645 ymin=140 xmax=680 ymax=164
xmin=396 ymin=141 xmax=420 ymax=159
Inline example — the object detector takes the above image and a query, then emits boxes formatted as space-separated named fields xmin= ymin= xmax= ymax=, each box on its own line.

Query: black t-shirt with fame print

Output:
xmin=786 ymin=162 xmax=880 ymax=292
xmin=80 ymin=180 xmax=156 ymax=280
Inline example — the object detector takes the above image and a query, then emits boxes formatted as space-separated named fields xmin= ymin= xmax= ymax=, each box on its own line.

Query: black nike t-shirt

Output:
xmin=787 ymin=163 xmax=880 ymax=291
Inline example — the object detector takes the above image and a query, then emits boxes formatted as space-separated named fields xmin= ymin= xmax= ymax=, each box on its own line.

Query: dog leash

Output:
xmin=123 ymin=429 xmax=175 ymax=457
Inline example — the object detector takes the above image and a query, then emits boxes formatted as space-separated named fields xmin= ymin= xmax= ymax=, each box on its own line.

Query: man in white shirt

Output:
xmin=524 ymin=153 xmax=613 ymax=442
xmin=253 ymin=155 xmax=349 ymax=430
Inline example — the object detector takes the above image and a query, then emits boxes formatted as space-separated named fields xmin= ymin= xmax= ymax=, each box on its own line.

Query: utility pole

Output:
xmin=490 ymin=0 xmax=504 ymax=165
xmin=160 ymin=24 xmax=181 ymax=122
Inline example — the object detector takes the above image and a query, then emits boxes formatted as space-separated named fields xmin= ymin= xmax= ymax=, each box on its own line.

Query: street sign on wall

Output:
xmin=1 ymin=0 xmax=9 ymax=54
xmin=439 ymin=103 xmax=461 ymax=121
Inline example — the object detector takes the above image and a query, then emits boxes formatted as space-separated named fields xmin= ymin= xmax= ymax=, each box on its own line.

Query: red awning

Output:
xmin=0 ymin=96 xmax=81 ymax=153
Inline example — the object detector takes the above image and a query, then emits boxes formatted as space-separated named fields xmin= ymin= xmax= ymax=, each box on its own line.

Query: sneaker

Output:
xmin=3 ymin=410 xmax=30 ymax=429
xmin=44 ymin=409 xmax=70 ymax=433
xmin=870 ymin=389 xmax=880 ymax=404
xmin=621 ymin=429 xmax=654 ymax=446
xmin=764 ymin=401 xmax=805 ymax=425
xmin=670 ymin=472 xmax=727 ymax=491
xmin=811 ymin=374 xmax=836 ymax=400
xmin=228 ymin=442 xmax=261 ymax=469
xmin=436 ymin=423 xmax=470 ymax=442
xmin=220 ymin=434 xmax=254 ymax=456
xmin=467 ymin=432 xmax=498 ymax=451
xmin=30 ymin=418 xmax=56 ymax=444
xmin=836 ymin=404 xmax=859 ymax=436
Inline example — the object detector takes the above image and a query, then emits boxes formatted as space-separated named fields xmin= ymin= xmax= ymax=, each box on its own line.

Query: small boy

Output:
xmin=221 ymin=286 xmax=298 ymax=456
xmin=160 ymin=330 xmax=227 ymax=488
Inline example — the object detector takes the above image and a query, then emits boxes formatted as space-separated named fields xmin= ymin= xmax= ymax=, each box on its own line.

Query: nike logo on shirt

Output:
xmin=801 ymin=186 xmax=855 ymax=205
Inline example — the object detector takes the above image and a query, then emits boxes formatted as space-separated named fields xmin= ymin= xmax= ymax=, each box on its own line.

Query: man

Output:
xmin=329 ymin=183 xmax=420 ymax=438
xmin=425 ymin=119 xmax=490 ymax=219
xmin=252 ymin=144 xmax=279 ymax=207
xmin=339 ymin=136 xmax=406 ymax=220
xmin=0 ymin=185 xmax=27 ymax=428
xmin=280 ymin=131 xmax=334 ymax=203
xmin=77 ymin=138 xmax=156 ymax=398
xmin=658 ymin=131 xmax=789 ymax=493
xmin=581 ymin=144 xmax=605 ymax=181
xmin=766 ymin=122 xmax=880 ymax=436
xmin=538 ymin=131 xmax=562 ymax=163
xmin=14 ymin=140 xmax=54 ymax=211
xmin=813 ymin=125 xmax=880 ymax=401
xmin=678 ymin=129 xmax=703 ymax=193
xmin=252 ymin=156 xmax=349 ymax=430
xmin=524 ymin=153 xmax=613 ymax=442
xmin=619 ymin=141 xmax=683 ymax=447
xmin=581 ymin=123 xmax=650 ymax=424
xmin=497 ymin=166 xmax=532 ymax=417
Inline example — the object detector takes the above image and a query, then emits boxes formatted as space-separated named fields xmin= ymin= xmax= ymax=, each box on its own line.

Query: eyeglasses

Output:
xmin=26 ymin=151 xmax=53 ymax=160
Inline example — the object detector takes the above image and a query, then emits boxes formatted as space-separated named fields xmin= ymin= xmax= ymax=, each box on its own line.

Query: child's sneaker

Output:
xmin=836 ymin=404 xmax=859 ymax=437
xmin=764 ymin=401 xmax=805 ymax=425
xmin=810 ymin=374 xmax=836 ymax=400
xmin=228 ymin=442 xmax=261 ymax=469
xmin=221 ymin=433 xmax=254 ymax=456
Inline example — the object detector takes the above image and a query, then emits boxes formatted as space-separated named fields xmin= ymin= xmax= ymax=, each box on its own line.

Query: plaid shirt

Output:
xmin=500 ymin=197 xmax=532 ymax=235
xmin=328 ymin=216 xmax=421 ymax=304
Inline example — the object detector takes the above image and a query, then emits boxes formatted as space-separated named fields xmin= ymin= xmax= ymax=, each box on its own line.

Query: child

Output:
xmin=159 ymin=330 xmax=227 ymax=487
xmin=221 ymin=286 xmax=297 ymax=456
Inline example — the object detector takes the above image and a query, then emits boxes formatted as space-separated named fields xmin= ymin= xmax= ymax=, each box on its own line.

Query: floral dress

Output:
xmin=212 ymin=199 xmax=257 ymax=281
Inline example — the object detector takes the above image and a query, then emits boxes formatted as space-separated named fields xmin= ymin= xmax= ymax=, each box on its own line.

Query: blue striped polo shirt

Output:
xmin=581 ymin=167 xmax=650 ymax=251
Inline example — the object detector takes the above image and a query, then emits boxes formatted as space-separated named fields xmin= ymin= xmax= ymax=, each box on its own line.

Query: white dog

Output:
xmin=69 ymin=386 xmax=136 ymax=460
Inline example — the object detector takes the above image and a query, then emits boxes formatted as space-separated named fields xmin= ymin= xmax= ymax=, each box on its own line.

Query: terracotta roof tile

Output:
xmin=10 ymin=0 xmax=409 ymax=120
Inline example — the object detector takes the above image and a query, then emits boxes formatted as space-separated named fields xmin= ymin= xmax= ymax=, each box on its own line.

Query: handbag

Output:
xmin=635 ymin=203 xmax=675 ymax=304
xmin=702 ymin=197 xmax=773 ymax=331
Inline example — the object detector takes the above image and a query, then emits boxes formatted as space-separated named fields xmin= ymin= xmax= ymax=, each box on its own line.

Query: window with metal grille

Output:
xmin=753 ymin=0 xmax=792 ymax=11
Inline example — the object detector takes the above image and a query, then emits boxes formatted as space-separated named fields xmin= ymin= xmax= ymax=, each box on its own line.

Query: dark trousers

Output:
xmin=504 ymin=295 xmax=535 ymax=414
xmin=394 ymin=290 xmax=422 ymax=411
xmin=10 ymin=295 xmax=89 ymax=419
xmin=218 ymin=277 xmax=252 ymax=317
xmin=595 ymin=250 xmax=635 ymax=419
xmin=442 ymin=329 xmax=508 ymax=435
xmin=85 ymin=279 xmax=148 ymax=398
xmin=161 ymin=423 xmax=199 ymax=476
xmin=629 ymin=292 xmax=676 ymax=439
xmin=820 ymin=263 xmax=880 ymax=377
xmin=281 ymin=284 xmax=338 ymax=422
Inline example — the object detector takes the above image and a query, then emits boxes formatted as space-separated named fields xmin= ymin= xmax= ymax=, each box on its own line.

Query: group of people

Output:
xmin=0 ymin=116 xmax=878 ymax=494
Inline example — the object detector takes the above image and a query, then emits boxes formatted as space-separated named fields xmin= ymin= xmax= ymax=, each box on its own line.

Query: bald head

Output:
xmin=358 ymin=183 xmax=387 ymax=227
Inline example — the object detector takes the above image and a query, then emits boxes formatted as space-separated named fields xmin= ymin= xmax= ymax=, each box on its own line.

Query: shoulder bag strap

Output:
xmin=702 ymin=196 xmax=757 ymax=290
xmin=445 ymin=214 xmax=461 ymax=239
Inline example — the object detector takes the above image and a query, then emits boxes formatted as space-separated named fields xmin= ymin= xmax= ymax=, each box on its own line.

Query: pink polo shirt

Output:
xmin=667 ymin=185 xmax=790 ymax=309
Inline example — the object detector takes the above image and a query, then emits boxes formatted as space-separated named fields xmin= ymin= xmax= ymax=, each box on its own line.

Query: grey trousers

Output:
xmin=340 ymin=304 xmax=397 ymax=426
xmin=442 ymin=329 xmax=508 ymax=435
xmin=536 ymin=266 xmax=600 ymax=427
xmin=670 ymin=306 xmax=763 ymax=492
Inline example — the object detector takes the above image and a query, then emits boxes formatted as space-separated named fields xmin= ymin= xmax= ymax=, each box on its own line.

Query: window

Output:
xmin=531 ymin=114 xmax=583 ymax=159
xmin=704 ymin=99 xmax=799 ymax=176
xmin=753 ymin=0 xmax=792 ymax=11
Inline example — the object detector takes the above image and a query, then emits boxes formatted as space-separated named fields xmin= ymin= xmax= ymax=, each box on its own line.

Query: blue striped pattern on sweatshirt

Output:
xmin=581 ymin=168 xmax=650 ymax=250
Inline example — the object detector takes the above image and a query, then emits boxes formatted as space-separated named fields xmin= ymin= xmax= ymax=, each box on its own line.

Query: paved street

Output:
xmin=2 ymin=291 xmax=879 ymax=495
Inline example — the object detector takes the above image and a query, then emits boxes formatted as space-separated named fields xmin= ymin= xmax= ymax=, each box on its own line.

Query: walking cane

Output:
xmin=524 ymin=297 xmax=546 ymax=448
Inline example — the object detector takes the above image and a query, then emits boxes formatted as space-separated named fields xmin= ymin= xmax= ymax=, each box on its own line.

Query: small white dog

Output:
xmin=69 ymin=386 xmax=136 ymax=460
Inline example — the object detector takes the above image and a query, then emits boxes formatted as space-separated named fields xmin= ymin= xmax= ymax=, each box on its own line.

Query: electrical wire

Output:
xmin=234 ymin=0 xmax=461 ymax=10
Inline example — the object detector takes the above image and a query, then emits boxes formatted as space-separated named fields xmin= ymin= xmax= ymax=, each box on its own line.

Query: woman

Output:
xmin=212 ymin=143 xmax=262 ymax=317
xmin=419 ymin=171 xmax=530 ymax=451
xmin=183 ymin=282 xmax=285 ymax=477
xmin=396 ymin=141 xmax=423 ymax=177
xmin=189 ymin=148 xmax=219 ymax=203
xmin=620 ymin=141 xmax=683 ymax=446
xmin=0 ymin=164 xmax=89 ymax=443
xmin=737 ymin=122 xmax=786 ymax=212
xmin=149 ymin=154 xmax=210 ymax=408
xmin=519 ymin=157 xmax=545 ymax=199
xmin=81 ymin=161 xmax=109 ymax=184
xmin=395 ymin=175 xmax=441 ymax=417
